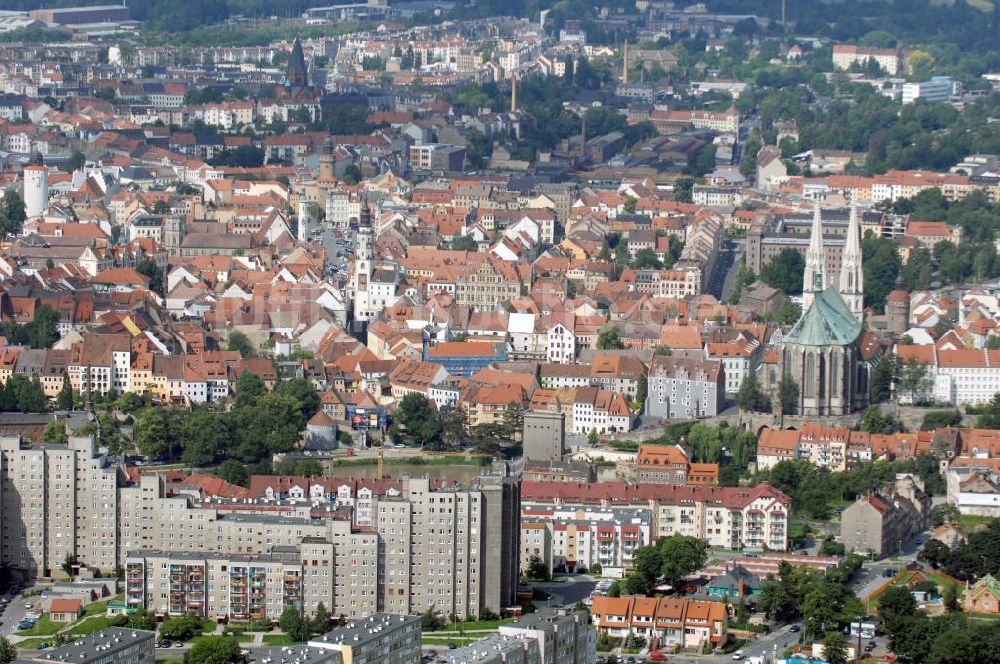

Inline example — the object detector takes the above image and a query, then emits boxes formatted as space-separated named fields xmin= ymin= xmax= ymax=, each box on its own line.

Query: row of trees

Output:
xmin=762 ymin=454 xmax=946 ymax=520
xmin=878 ymin=583 xmax=1000 ymax=664
xmin=0 ymin=304 xmax=60 ymax=349
xmin=917 ymin=518 xmax=1000 ymax=582
xmin=389 ymin=392 xmax=524 ymax=456
xmin=757 ymin=556 xmax=864 ymax=643
xmin=134 ymin=373 xmax=318 ymax=466
xmin=607 ymin=535 xmax=708 ymax=597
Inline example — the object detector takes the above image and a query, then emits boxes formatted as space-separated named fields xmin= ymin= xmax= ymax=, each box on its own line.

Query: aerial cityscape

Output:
xmin=0 ymin=1 xmax=999 ymax=664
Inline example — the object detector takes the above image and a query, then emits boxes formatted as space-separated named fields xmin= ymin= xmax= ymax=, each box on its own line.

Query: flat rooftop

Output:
xmin=309 ymin=613 xmax=420 ymax=650
xmin=33 ymin=627 xmax=154 ymax=664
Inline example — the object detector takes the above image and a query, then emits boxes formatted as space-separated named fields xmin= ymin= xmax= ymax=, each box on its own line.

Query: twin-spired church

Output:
xmin=771 ymin=202 xmax=871 ymax=417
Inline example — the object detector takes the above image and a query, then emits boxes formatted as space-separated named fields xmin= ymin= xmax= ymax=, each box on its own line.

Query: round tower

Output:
xmin=23 ymin=165 xmax=48 ymax=219
xmin=319 ymin=137 xmax=335 ymax=180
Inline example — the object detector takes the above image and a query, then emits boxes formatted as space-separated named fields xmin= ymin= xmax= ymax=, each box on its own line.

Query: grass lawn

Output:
xmin=15 ymin=638 xmax=53 ymax=650
xmin=870 ymin=569 xmax=965 ymax=609
xmin=68 ymin=615 xmax=116 ymax=637
xmin=84 ymin=600 xmax=110 ymax=616
xmin=192 ymin=634 xmax=253 ymax=646
xmin=959 ymin=514 xmax=996 ymax=532
xmin=422 ymin=636 xmax=478 ymax=647
xmin=16 ymin=614 xmax=64 ymax=636
xmin=442 ymin=619 xmax=511 ymax=631
xmin=262 ymin=635 xmax=300 ymax=646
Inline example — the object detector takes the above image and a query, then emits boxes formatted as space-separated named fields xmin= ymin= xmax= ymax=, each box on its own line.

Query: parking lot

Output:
xmin=314 ymin=223 xmax=356 ymax=284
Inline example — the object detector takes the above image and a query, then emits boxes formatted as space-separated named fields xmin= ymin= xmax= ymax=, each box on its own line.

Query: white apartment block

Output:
xmin=898 ymin=345 xmax=1000 ymax=406
xmin=832 ymin=44 xmax=899 ymax=75
xmin=521 ymin=481 xmax=791 ymax=555
xmin=1 ymin=432 xmax=118 ymax=578
xmin=119 ymin=474 xmax=520 ymax=620
xmin=521 ymin=507 xmax=651 ymax=577
xmin=125 ymin=544 xmax=333 ymax=620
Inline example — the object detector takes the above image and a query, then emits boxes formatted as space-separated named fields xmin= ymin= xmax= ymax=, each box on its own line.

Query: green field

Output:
xmin=68 ymin=616 xmax=117 ymax=637
xmin=262 ymin=635 xmax=300 ymax=646
xmin=192 ymin=634 xmax=253 ymax=646
xmin=16 ymin=614 xmax=63 ymax=636
xmin=16 ymin=638 xmax=53 ymax=650
xmin=422 ymin=636 xmax=479 ymax=647
xmin=84 ymin=601 xmax=110 ymax=617
xmin=958 ymin=514 xmax=996 ymax=532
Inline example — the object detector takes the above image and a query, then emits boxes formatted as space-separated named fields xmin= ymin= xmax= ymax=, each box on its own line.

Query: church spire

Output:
xmin=802 ymin=198 xmax=827 ymax=311
xmin=839 ymin=201 xmax=865 ymax=323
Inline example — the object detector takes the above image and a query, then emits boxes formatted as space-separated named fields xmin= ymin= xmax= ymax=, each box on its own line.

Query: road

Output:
xmin=709 ymin=239 xmax=744 ymax=301
xmin=530 ymin=574 xmax=598 ymax=606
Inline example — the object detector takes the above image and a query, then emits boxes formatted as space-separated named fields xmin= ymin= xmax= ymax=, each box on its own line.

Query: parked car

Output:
xmin=35 ymin=642 xmax=49 ymax=650
xmin=733 ymin=651 xmax=744 ymax=660
xmin=789 ymin=624 xmax=801 ymax=633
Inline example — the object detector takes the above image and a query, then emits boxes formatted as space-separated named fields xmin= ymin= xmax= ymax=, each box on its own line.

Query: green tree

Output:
xmin=341 ymin=164 xmax=363 ymax=185
xmin=587 ymin=429 xmax=599 ymax=446
xmin=310 ymin=602 xmax=332 ymax=634
xmin=870 ymin=353 xmax=897 ymax=403
xmin=135 ymin=258 xmax=164 ymax=294
xmin=526 ymin=554 xmax=550 ymax=581
xmin=135 ymin=407 xmax=177 ymax=460
xmin=878 ymin=585 xmax=918 ymax=635
xmin=943 ymin=583 xmax=960 ymax=613
xmin=862 ymin=233 xmax=901 ymax=312
xmin=636 ymin=374 xmax=648 ymax=406
xmin=740 ymin=133 xmax=762 ymax=178
xmin=0 ymin=191 xmax=26 ymax=237
xmin=43 ymin=421 xmax=67 ymax=445
xmin=596 ymin=325 xmax=625 ymax=350
xmin=898 ymin=358 xmax=933 ymax=403
xmin=185 ymin=637 xmax=240 ymax=664
xmin=214 ymin=459 xmax=250 ymax=487
xmin=921 ymin=410 xmax=962 ymax=431
xmin=633 ymin=247 xmax=662 ymax=269
xmin=450 ymin=234 xmax=479 ymax=252
xmin=778 ymin=375 xmax=799 ymax=415
xmin=736 ymin=373 xmax=768 ymax=412
xmin=658 ymin=535 xmax=707 ymax=592
xmin=420 ymin=606 xmax=446 ymax=632
xmin=227 ymin=330 xmax=256 ymax=358
xmin=235 ymin=370 xmax=266 ymax=407
xmin=0 ymin=635 xmax=18 ymax=664
xmin=56 ymin=376 xmax=74 ymax=411
xmin=654 ymin=345 xmax=673 ymax=356
xmin=178 ymin=410 xmax=232 ymax=467
xmin=822 ymin=631 xmax=849 ymax=664
xmin=930 ymin=503 xmax=961 ymax=527
xmin=296 ymin=460 xmax=324 ymax=476
xmin=274 ymin=378 xmax=320 ymax=420
xmin=5 ymin=374 xmax=48 ymax=412
xmin=60 ymin=553 xmax=78 ymax=577
xmin=234 ymin=392 xmax=308 ymax=460
xmin=674 ymin=177 xmax=695 ymax=203
xmin=390 ymin=393 xmax=442 ymax=448
xmin=859 ymin=405 xmax=903 ymax=434
xmin=278 ymin=607 xmax=311 ymax=642
xmin=606 ymin=581 xmax=621 ymax=597
xmin=760 ymin=248 xmax=805 ymax=295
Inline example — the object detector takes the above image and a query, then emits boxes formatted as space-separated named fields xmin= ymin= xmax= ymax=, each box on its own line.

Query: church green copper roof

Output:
xmin=784 ymin=288 xmax=862 ymax=346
